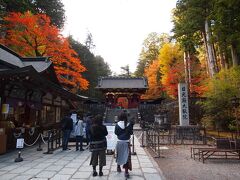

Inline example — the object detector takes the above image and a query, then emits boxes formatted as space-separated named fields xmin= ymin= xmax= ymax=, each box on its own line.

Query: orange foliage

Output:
xmin=161 ymin=61 xmax=185 ymax=98
xmin=159 ymin=43 xmax=185 ymax=98
xmin=0 ymin=11 xmax=88 ymax=90
xmin=142 ymin=60 xmax=163 ymax=99
xmin=188 ymin=57 xmax=209 ymax=96
xmin=159 ymin=43 xmax=207 ymax=98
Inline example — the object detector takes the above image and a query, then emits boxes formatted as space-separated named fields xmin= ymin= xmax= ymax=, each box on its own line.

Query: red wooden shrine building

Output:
xmin=96 ymin=76 xmax=148 ymax=109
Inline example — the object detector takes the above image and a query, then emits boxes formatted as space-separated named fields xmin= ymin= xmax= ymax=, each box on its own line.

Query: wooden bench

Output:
xmin=191 ymin=147 xmax=240 ymax=163
xmin=191 ymin=147 xmax=214 ymax=160
xmin=199 ymin=148 xmax=240 ymax=163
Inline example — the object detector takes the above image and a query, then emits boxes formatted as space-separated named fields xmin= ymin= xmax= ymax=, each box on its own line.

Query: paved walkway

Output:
xmin=0 ymin=136 xmax=164 ymax=180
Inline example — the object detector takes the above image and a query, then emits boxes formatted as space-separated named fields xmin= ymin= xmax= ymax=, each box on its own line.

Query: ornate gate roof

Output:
xmin=96 ymin=76 xmax=148 ymax=93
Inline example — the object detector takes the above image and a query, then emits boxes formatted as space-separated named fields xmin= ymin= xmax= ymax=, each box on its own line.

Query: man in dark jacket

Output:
xmin=61 ymin=112 xmax=73 ymax=150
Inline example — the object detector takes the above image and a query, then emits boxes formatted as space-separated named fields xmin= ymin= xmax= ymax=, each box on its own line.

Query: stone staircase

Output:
xmin=104 ymin=108 xmax=139 ymax=124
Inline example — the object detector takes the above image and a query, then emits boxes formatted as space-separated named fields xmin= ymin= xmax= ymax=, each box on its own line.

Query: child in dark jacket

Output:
xmin=89 ymin=115 xmax=108 ymax=177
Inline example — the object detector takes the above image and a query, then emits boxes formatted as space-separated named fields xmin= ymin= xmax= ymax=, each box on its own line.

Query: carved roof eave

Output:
xmin=99 ymin=88 xmax=148 ymax=93
xmin=0 ymin=66 xmax=86 ymax=101
xmin=96 ymin=76 xmax=149 ymax=89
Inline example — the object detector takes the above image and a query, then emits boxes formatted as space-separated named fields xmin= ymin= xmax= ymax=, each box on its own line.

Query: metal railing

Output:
xmin=138 ymin=124 xmax=207 ymax=158
xmin=43 ymin=129 xmax=62 ymax=154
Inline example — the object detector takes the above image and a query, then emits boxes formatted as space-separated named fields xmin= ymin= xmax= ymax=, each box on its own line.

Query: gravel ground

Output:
xmin=147 ymin=145 xmax=240 ymax=180
xmin=134 ymin=129 xmax=240 ymax=180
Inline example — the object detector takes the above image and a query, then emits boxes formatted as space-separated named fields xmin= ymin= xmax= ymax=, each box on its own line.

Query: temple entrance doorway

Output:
xmin=117 ymin=97 xmax=128 ymax=109
xmin=96 ymin=77 xmax=148 ymax=123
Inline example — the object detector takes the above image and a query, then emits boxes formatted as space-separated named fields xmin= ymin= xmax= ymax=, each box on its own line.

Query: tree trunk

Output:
xmin=188 ymin=52 xmax=192 ymax=93
xmin=184 ymin=51 xmax=189 ymax=84
xmin=215 ymin=35 xmax=227 ymax=70
xmin=184 ymin=51 xmax=191 ymax=93
xmin=212 ymin=43 xmax=219 ymax=72
xmin=231 ymin=42 xmax=239 ymax=66
xmin=205 ymin=20 xmax=217 ymax=77
xmin=201 ymin=31 xmax=210 ymax=76
xmin=219 ymin=48 xmax=227 ymax=69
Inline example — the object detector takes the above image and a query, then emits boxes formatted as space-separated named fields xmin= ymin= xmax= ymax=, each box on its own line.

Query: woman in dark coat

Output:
xmin=115 ymin=112 xmax=134 ymax=178
xmin=89 ymin=115 xmax=108 ymax=177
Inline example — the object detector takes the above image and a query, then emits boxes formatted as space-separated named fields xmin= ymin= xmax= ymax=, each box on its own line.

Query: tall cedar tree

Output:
xmin=0 ymin=11 xmax=88 ymax=91
xmin=68 ymin=36 xmax=111 ymax=98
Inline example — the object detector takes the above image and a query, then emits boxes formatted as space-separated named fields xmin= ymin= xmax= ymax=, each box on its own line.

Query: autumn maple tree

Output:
xmin=0 ymin=11 xmax=88 ymax=91
xmin=159 ymin=43 xmax=207 ymax=98
xmin=158 ymin=43 xmax=185 ymax=98
xmin=142 ymin=60 xmax=163 ymax=99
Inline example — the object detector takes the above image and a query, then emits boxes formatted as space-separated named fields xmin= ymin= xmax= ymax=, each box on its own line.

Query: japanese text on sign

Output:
xmin=178 ymin=83 xmax=189 ymax=126
xmin=16 ymin=138 xmax=24 ymax=149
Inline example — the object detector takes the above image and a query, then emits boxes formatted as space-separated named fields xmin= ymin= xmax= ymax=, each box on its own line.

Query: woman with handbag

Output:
xmin=89 ymin=115 xmax=108 ymax=177
xmin=115 ymin=112 xmax=134 ymax=178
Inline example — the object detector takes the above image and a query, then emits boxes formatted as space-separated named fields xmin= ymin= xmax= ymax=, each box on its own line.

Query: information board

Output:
xmin=106 ymin=125 xmax=117 ymax=150
xmin=16 ymin=138 xmax=24 ymax=149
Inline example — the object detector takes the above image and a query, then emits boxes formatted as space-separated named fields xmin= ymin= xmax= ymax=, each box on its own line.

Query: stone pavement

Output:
xmin=0 ymin=136 xmax=164 ymax=180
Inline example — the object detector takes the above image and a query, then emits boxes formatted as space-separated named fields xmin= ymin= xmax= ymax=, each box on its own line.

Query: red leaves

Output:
xmin=162 ymin=62 xmax=185 ymax=98
xmin=142 ymin=60 xmax=163 ymax=99
xmin=1 ymin=11 xmax=88 ymax=90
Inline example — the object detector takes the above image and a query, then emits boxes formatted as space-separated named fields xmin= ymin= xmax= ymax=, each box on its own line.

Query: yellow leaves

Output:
xmin=142 ymin=60 xmax=162 ymax=99
xmin=159 ymin=43 xmax=183 ymax=74
xmin=157 ymin=42 xmax=184 ymax=98
xmin=141 ymin=39 xmax=209 ymax=99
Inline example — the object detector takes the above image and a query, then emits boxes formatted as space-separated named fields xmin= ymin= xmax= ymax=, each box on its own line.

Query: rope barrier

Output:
xmin=41 ymin=133 xmax=48 ymax=144
xmin=28 ymin=127 xmax=35 ymax=136
xmin=13 ymin=132 xmax=22 ymax=138
xmin=24 ymin=134 xmax=41 ymax=147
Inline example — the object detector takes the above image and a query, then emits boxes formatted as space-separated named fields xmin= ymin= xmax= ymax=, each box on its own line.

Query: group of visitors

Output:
xmin=89 ymin=112 xmax=134 ymax=178
xmin=61 ymin=112 xmax=92 ymax=151
xmin=61 ymin=111 xmax=134 ymax=178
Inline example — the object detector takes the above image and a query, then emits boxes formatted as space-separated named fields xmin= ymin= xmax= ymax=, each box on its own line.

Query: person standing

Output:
xmin=89 ymin=115 xmax=108 ymax=177
xmin=85 ymin=113 xmax=92 ymax=145
xmin=75 ymin=114 xmax=84 ymax=151
xmin=61 ymin=112 xmax=73 ymax=150
xmin=115 ymin=112 xmax=134 ymax=178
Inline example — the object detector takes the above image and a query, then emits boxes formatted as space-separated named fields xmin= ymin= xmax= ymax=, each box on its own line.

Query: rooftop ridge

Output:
xmin=21 ymin=57 xmax=50 ymax=62
xmin=101 ymin=76 xmax=146 ymax=79
xmin=0 ymin=44 xmax=22 ymax=59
